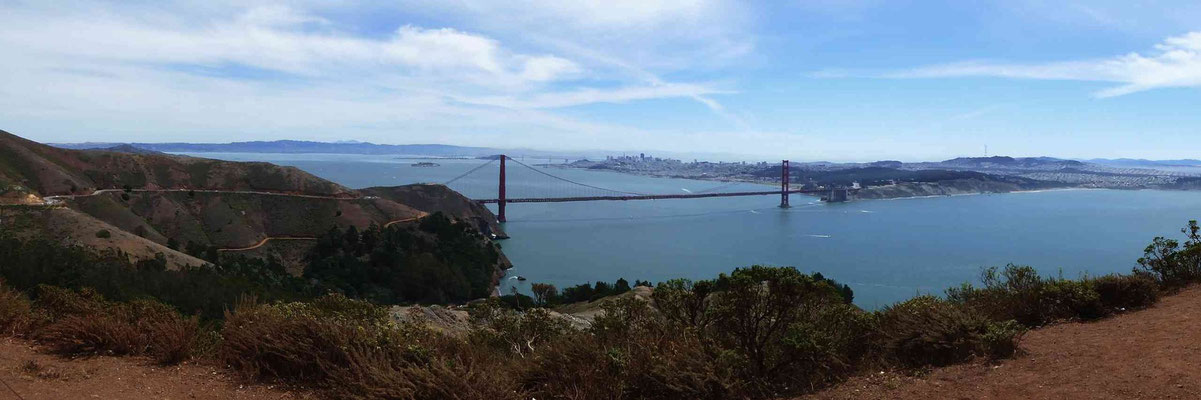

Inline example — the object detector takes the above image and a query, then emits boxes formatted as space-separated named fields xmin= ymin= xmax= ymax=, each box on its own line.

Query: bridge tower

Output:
xmin=498 ymin=154 xmax=507 ymax=222
xmin=780 ymin=160 xmax=790 ymax=208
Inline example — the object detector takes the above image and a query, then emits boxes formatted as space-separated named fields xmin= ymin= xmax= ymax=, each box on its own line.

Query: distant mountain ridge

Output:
xmin=52 ymin=140 xmax=503 ymax=157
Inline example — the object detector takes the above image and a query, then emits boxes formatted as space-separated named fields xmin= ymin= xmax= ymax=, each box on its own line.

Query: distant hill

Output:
xmin=1084 ymin=158 xmax=1201 ymax=168
xmin=938 ymin=156 xmax=1087 ymax=169
xmin=1 ymin=130 xmax=351 ymax=197
xmin=52 ymin=140 xmax=505 ymax=157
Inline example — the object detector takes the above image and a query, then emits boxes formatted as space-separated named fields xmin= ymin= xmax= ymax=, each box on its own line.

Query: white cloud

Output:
xmin=0 ymin=1 xmax=748 ymax=148
xmin=890 ymin=31 xmax=1201 ymax=97
xmin=458 ymin=83 xmax=729 ymax=109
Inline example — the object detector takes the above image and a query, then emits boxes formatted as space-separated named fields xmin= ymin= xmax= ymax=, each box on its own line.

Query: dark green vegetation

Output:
xmin=303 ymin=212 xmax=502 ymax=303
xmin=0 ymin=235 xmax=310 ymax=320
xmin=0 ymin=212 xmax=500 ymax=319
xmin=0 ymin=221 xmax=1197 ymax=399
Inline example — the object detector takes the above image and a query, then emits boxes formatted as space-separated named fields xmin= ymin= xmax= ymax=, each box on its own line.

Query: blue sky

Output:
xmin=2 ymin=1 xmax=1200 ymax=161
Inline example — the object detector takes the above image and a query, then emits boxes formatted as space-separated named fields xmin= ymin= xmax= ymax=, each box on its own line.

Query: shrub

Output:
xmin=650 ymin=266 xmax=867 ymax=397
xmin=877 ymin=295 xmax=1022 ymax=367
xmin=1040 ymin=278 xmax=1106 ymax=321
xmin=469 ymin=299 xmax=570 ymax=358
xmin=0 ymin=282 xmax=32 ymax=336
xmin=1092 ymin=273 xmax=1159 ymax=311
xmin=1138 ymin=220 xmax=1201 ymax=287
xmin=95 ymin=229 xmax=111 ymax=238
xmin=220 ymin=295 xmax=517 ymax=399
xmin=947 ymin=265 xmax=1108 ymax=326
xmin=33 ymin=290 xmax=199 ymax=364
xmin=979 ymin=320 xmax=1024 ymax=359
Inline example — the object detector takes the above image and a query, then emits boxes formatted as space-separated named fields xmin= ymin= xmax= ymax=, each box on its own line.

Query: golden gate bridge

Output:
xmin=445 ymin=155 xmax=854 ymax=222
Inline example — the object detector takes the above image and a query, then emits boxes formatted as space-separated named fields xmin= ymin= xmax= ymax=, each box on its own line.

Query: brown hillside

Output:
xmin=363 ymin=183 xmax=507 ymax=238
xmin=2 ymin=131 xmax=504 ymax=275
xmin=0 ymin=130 xmax=351 ymax=197
xmin=68 ymin=191 xmax=423 ymax=249
xmin=1 ymin=206 xmax=205 ymax=269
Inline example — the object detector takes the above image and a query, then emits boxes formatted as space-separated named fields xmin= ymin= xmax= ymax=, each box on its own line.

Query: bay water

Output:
xmin=181 ymin=153 xmax=1201 ymax=308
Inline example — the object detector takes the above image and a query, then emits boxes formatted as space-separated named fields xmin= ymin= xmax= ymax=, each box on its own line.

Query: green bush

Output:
xmin=1092 ymin=273 xmax=1159 ymax=311
xmin=1138 ymin=220 xmax=1201 ymax=287
xmin=95 ymin=229 xmax=111 ymax=238
xmin=876 ymin=295 xmax=1022 ymax=367
xmin=947 ymin=265 xmax=1111 ymax=326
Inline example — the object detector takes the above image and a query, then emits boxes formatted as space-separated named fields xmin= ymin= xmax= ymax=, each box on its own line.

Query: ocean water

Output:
xmin=180 ymin=153 xmax=1201 ymax=308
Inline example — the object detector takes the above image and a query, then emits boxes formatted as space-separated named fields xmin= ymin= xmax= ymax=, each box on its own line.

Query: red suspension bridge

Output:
xmin=444 ymin=156 xmax=853 ymax=222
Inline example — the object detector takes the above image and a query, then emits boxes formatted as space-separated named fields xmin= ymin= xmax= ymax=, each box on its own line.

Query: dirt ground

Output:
xmin=0 ymin=338 xmax=313 ymax=400
xmin=806 ymin=285 xmax=1201 ymax=400
xmin=2 ymin=286 xmax=1199 ymax=399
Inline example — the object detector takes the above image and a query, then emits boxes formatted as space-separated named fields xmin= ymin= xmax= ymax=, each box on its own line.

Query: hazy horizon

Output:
xmin=3 ymin=1 xmax=1200 ymax=161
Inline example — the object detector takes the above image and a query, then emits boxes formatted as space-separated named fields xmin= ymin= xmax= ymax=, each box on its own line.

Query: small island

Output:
xmin=410 ymin=162 xmax=440 ymax=167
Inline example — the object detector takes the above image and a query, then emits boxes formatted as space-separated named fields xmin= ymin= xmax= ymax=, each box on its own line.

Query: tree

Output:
xmin=707 ymin=266 xmax=848 ymax=382
xmin=1138 ymin=220 xmax=1201 ymax=286
xmin=531 ymin=283 xmax=557 ymax=306
xmin=614 ymin=278 xmax=631 ymax=293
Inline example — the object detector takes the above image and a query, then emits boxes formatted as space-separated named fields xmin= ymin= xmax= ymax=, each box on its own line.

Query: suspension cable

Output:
xmin=506 ymin=158 xmax=648 ymax=196
xmin=443 ymin=159 xmax=497 ymax=185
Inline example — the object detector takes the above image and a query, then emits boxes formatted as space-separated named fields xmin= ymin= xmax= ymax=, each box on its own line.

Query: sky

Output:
xmin=2 ymin=1 xmax=1200 ymax=162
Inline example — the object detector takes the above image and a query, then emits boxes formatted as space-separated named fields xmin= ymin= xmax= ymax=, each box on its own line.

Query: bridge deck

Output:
xmin=475 ymin=189 xmax=848 ymax=204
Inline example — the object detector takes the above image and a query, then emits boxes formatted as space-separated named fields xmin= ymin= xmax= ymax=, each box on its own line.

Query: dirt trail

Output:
xmin=216 ymin=214 xmax=426 ymax=252
xmin=807 ymin=285 xmax=1201 ymax=400
xmin=0 ymin=338 xmax=313 ymax=400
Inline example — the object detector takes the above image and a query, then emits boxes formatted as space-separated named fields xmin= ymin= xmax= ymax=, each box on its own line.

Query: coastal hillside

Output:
xmin=0 ymin=130 xmax=504 ymax=274
xmin=0 ymin=130 xmax=351 ymax=198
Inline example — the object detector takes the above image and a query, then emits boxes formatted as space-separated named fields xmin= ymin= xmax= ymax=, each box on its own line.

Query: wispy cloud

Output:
xmin=887 ymin=32 xmax=1201 ymax=98
xmin=0 ymin=1 xmax=751 ymax=147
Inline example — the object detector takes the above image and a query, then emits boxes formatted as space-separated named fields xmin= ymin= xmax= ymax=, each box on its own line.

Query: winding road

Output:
xmin=17 ymin=187 xmax=427 ymax=252
xmin=216 ymin=215 xmax=426 ymax=252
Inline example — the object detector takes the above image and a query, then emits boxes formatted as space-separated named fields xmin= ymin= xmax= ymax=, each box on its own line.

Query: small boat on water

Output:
xmin=411 ymin=162 xmax=440 ymax=167
xmin=516 ymin=276 xmax=527 ymax=281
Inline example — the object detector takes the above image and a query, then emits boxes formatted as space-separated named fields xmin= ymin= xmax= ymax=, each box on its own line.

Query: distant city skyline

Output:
xmin=3 ymin=1 xmax=1201 ymax=162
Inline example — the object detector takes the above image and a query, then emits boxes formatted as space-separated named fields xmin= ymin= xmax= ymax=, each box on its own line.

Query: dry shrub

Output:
xmin=877 ymin=295 xmax=1023 ymax=367
xmin=33 ymin=285 xmax=105 ymax=319
xmin=33 ymin=287 xmax=199 ymax=364
xmin=0 ymin=281 xmax=33 ymax=336
xmin=518 ymin=298 xmax=741 ymax=400
xmin=220 ymin=294 xmax=519 ymax=400
xmin=519 ymin=334 xmax=623 ymax=400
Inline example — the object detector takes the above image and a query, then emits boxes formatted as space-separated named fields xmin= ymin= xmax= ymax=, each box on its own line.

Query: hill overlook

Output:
xmin=0 ymin=130 xmax=506 ymax=275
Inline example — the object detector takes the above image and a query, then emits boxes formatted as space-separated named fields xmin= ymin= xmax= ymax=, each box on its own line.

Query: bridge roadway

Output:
xmin=475 ymin=188 xmax=852 ymax=204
